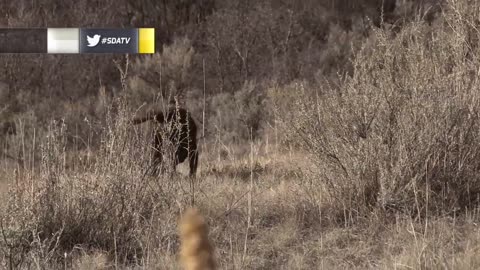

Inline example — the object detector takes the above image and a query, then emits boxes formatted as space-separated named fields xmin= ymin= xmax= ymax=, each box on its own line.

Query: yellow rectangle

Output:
xmin=138 ymin=28 xmax=155 ymax=54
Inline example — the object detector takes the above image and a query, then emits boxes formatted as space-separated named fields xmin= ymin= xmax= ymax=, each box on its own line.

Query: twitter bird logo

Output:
xmin=86 ymin=34 xmax=101 ymax=47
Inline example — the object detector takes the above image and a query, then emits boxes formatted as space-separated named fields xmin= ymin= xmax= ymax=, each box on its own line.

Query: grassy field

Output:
xmin=1 ymin=132 xmax=480 ymax=269
xmin=2 ymin=0 xmax=480 ymax=269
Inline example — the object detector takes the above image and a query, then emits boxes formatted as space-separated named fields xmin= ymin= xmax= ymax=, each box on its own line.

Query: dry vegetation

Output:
xmin=1 ymin=0 xmax=480 ymax=269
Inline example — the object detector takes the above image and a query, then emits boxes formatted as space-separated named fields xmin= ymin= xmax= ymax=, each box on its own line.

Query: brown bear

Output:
xmin=133 ymin=106 xmax=199 ymax=177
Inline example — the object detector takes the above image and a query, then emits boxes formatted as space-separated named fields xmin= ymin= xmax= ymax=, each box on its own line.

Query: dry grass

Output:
xmin=1 ymin=0 xmax=480 ymax=269
xmin=0 ymin=137 xmax=480 ymax=269
xmin=270 ymin=0 xmax=480 ymax=219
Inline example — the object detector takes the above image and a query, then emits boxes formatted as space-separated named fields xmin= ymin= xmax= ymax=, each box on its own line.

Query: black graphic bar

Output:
xmin=0 ymin=28 xmax=47 ymax=53
xmin=79 ymin=28 xmax=138 ymax=53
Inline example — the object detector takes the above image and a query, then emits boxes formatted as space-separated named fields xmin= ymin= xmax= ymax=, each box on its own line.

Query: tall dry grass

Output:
xmin=0 ymin=99 xmax=195 ymax=268
xmin=2 ymin=0 xmax=480 ymax=269
xmin=271 ymin=0 xmax=480 ymax=220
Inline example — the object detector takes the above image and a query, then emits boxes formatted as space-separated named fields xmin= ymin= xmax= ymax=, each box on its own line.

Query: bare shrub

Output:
xmin=209 ymin=81 xmax=266 ymax=143
xmin=128 ymin=37 xmax=195 ymax=107
xmin=0 ymin=102 xmax=186 ymax=268
xmin=272 ymin=0 xmax=480 ymax=219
